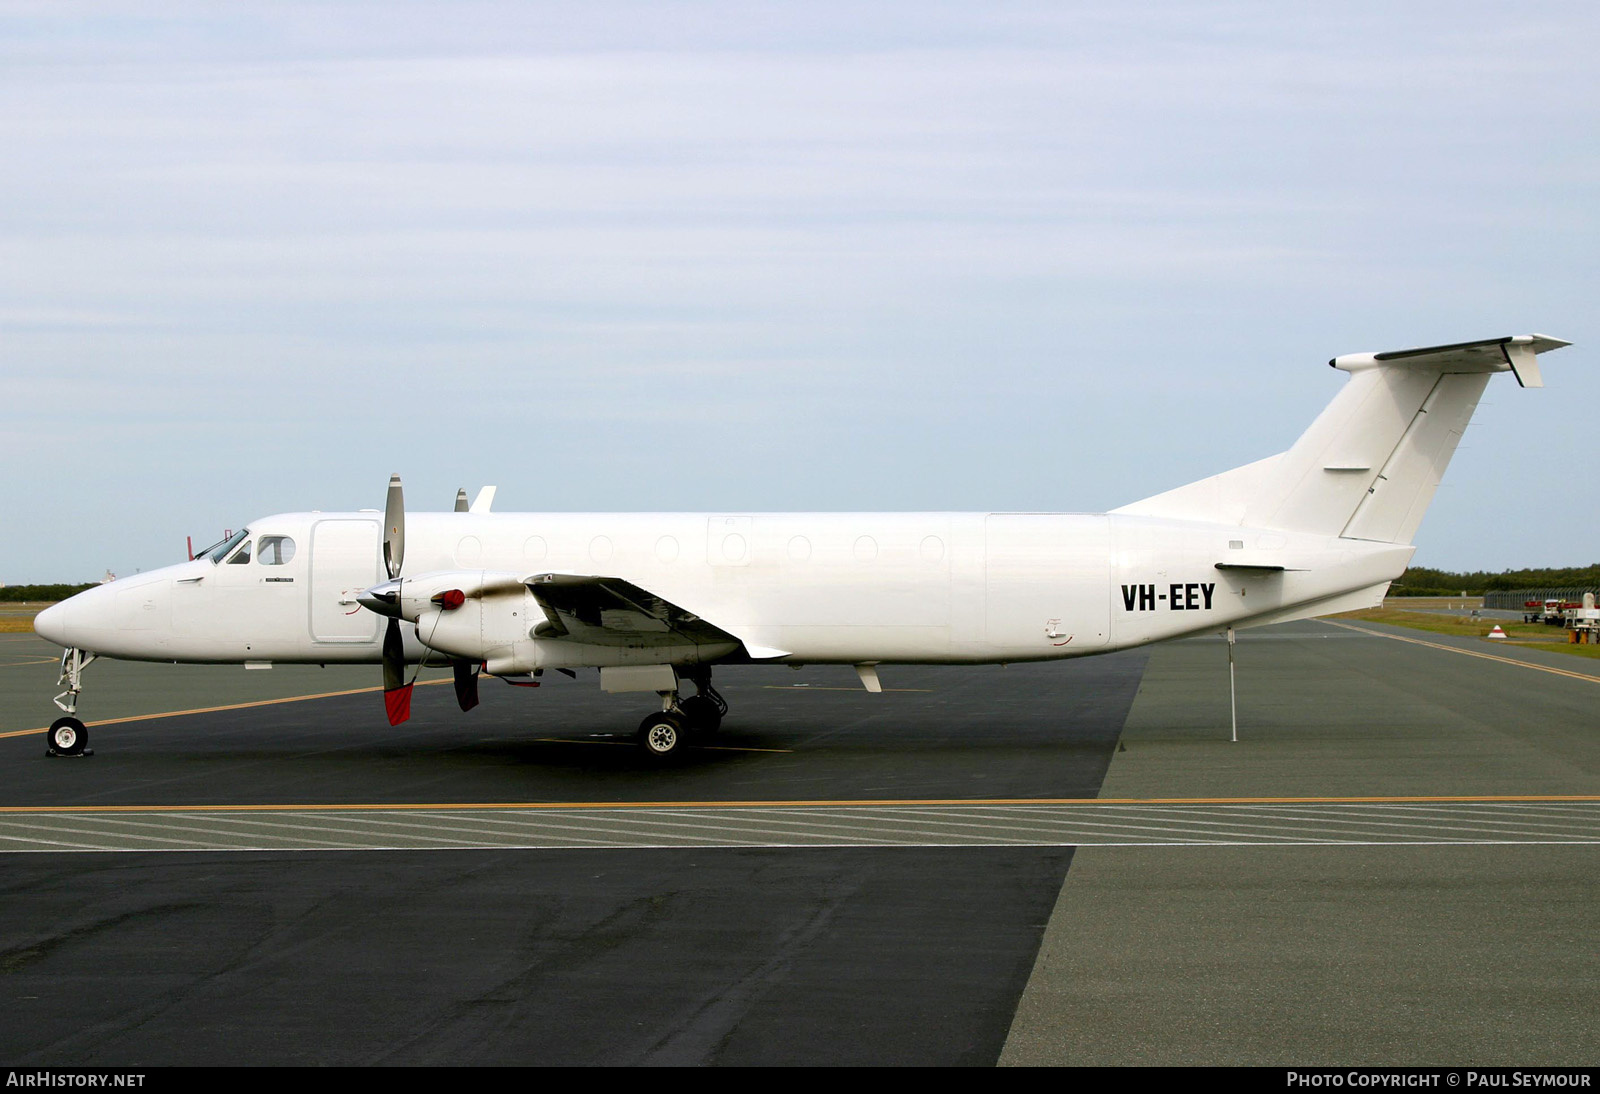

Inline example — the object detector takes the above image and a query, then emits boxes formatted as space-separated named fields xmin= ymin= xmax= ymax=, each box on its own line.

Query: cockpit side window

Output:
xmin=205 ymin=528 xmax=250 ymax=563
xmin=226 ymin=540 xmax=253 ymax=565
xmin=258 ymin=536 xmax=296 ymax=566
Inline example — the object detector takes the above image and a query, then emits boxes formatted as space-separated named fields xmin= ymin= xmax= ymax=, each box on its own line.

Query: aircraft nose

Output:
xmin=33 ymin=600 xmax=70 ymax=647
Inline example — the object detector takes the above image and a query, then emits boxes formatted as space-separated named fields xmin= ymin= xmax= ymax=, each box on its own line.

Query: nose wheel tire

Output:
xmin=637 ymin=712 xmax=687 ymax=760
xmin=47 ymin=717 xmax=90 ymax=757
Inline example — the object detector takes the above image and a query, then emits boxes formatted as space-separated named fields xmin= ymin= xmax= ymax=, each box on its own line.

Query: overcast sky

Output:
xmin=2 ymin=1 xmax=1595 ymax=583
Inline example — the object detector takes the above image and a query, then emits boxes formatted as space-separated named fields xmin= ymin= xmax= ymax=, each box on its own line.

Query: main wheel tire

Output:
xmin=637 ymin=712 xmax=687 ymax=759
xmin=678 ymin=694 xmax=723 ymax=737
xmin=48 ymin=717 xmax=88 ymax=756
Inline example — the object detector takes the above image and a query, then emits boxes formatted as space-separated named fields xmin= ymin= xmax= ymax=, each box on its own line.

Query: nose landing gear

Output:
xmin=47 ymin=648 xmax=96 ymax=757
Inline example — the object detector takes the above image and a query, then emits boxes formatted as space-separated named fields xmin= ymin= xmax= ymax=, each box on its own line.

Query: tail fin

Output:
xmin=1114 ymin=334 xmax=1570 ymax=544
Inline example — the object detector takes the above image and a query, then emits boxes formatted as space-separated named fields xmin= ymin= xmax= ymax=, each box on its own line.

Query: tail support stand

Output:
xmin=1226 ymin=627 xmax=1238 ymax=744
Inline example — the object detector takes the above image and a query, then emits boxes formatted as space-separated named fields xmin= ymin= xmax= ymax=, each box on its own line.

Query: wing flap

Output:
xmin=522 ymin=570 xmax=754 ymax=652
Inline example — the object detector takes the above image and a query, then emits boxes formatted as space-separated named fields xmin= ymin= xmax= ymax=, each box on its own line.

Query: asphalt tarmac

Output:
xmin=1005 ymin=621 xmax=1600 ymax=1066
xmin=0 ymin=637 xmax=1142 ymax=1066
xmin=0 ymin=621 xmax=1595 ymax=1066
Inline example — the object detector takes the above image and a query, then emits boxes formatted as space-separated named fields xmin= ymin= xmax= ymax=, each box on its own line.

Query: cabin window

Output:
xmin=258 ymin=536 xmax=296 ymax=565
xmin=227 ymin=540 xmax=253 ymax=565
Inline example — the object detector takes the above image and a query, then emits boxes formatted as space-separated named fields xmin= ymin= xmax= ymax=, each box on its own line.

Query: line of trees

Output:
xmin=0 ymin=584 xmax=97 ymax=603
xmin=1394 ymin=565 xmax=1600 ymax=597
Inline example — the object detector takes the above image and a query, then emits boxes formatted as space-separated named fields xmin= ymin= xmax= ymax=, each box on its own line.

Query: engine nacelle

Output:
xmin=360 ymin=570 xmax=530 ymax=663
xmin=360 ymin=568 xmax=741 ymax=676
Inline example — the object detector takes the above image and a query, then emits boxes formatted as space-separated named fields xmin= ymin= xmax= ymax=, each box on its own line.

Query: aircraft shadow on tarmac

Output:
xmin=9 ymin=656 xmax=1149 ymax=806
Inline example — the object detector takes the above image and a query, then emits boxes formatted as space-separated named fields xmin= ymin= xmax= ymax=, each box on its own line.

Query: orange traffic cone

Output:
xmin=1487 ymin=625 xmax=1508 ymax=639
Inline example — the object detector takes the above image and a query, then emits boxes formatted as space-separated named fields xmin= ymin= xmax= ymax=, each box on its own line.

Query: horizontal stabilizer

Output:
xmin=1331 ymin=334 xmax=1570 ymax=389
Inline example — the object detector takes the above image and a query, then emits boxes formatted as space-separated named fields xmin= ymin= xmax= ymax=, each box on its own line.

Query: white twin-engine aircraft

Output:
xmin=35 ymin=334 xmax=1569 ymax=759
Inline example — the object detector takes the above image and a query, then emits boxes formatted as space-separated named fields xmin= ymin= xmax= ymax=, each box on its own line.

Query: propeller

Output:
xmin=379 ymin=474 xmax=412 ymax=726
xmin=362 ymin=477 xmax=485 ymax=722
xmin=384 ymin=474 xmax=405 ymax=581
xmin=452 ymin=659 xmax=480 ymax=712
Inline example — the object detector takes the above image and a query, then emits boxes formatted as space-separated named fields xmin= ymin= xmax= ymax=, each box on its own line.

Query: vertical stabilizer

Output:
xmin=1113 ymin=335 xmax=1569 ymax=544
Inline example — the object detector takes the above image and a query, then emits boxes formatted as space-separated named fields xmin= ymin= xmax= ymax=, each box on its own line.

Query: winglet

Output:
xmin=470 ymin=486 xmax=497 ymax=513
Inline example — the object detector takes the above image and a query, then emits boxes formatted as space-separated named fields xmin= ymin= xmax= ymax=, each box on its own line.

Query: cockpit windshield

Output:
xmin=201 ymin=527 xmax=250 ymax=563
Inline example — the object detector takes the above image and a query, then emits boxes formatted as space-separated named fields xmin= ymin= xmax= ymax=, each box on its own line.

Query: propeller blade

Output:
xmin=453 ymin=659 xmax=480 ymax=712
xmin=454 ymin=488 xmax=469 ymax=513
xmin=382 ymin=618 xmax=412 ymax=725
xmin=383 ymin=473 xmax=405 ymax=580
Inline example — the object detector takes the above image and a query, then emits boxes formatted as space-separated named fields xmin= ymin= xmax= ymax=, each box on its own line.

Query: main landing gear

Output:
xmin=635 ymin=669 xmax=728 ymax=760
xmin=47 ymin=647 xmax=96 ymax=757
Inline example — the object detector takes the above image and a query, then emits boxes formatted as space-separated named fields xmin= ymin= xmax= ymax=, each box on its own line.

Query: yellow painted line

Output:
xmin=0 ymin=659 xmax=59 ymax=668
xmin=0 ymin=677 xmax=453 ymax=739
xmin=532 ymin=738 xmax=794 ymax=755
xmin=698 ymin=744 xmax=795 ymax=754
xmin=1325 ymin=620 xmax=1600 ymax=683
xmin=0 ymin=794 xmax=1595 ymax=816
xmin=761 ymin=686 xmax=933 ymax=692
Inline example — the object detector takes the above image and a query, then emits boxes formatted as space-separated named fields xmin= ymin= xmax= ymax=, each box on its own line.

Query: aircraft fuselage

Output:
xmin=36 ymin=509 xmax=1412 ymax=670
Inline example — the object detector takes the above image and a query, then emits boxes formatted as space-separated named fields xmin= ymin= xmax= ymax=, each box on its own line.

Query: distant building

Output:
xmin=1484 ymin=587 xmax=1599 ymax=611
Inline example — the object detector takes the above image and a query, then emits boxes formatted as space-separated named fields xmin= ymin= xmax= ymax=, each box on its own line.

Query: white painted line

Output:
xmin=1229 ymin=804 xmax=1600 ymax=842
xmin=781 ymin=806 xmax=1346 ymax=843
xmin=5 ymin=801 xmax=1597 ymax=853
xmin=2 ymin=839 xmax=1598 ymax=855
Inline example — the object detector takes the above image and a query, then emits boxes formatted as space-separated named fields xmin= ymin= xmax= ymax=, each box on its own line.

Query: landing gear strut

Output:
xmin=48 ymin=647 xmax=95 ymax=757
xmin=633 ymin=668 xmax=727 ymax=760
xmin=678 ymin=667 xmax=727 ymax=737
